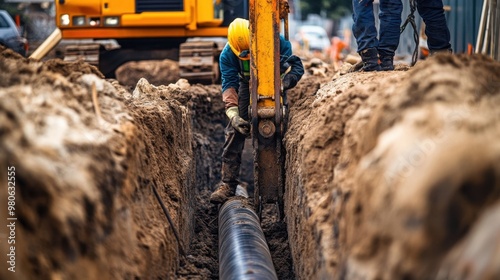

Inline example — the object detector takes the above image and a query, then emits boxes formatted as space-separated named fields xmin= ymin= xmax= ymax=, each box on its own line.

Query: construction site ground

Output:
xmin=0 ymin=46 xmax=499 ymax=279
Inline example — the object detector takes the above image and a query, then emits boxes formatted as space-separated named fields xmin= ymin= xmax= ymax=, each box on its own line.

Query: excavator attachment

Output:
xmin=250 ymin=0 xmax=289 ymax=219
xmin=179 ymin=41 xmax=220 ymax=84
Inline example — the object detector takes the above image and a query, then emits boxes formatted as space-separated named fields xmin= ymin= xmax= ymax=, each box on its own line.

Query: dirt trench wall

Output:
xmin=162 ymin=83 xmax=227 ymax=191
xmin=285 ymin=54 xmax=500 ymax=279
xmin=0 ymin=48 xmax=195 ymax=279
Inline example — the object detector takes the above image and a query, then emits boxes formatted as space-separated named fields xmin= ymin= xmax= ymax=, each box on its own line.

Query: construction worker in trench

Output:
xmin=352 ymin=0 xmax=452 ymax=71
xmin=210 ymin=18 xmax=305 ymax=204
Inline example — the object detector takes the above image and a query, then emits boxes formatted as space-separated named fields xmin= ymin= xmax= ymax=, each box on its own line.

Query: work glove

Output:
xmin=231 ymin=116 xmax=251 ymax=136
xmin=282 ymin=73 xmax=298 ymax=91
xmin=226 ymin=107 xmax=250 ymax=136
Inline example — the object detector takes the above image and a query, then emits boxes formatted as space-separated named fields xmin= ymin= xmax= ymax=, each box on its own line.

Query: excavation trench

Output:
xmin=0 ymin=46 xmax=294 ymax=280
xmin=1 ymin=46 xmax=500 ymax=280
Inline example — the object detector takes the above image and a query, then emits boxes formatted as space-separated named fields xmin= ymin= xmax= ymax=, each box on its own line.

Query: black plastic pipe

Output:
xmin=218 ymin=199 xmax=278 ymax=280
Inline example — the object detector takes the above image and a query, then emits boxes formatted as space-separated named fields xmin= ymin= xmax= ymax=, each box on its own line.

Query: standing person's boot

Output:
xmin=380 ymin=55 xmax=394 ymax=71
xmin=359 ymin=48 xmax=381 ymax=71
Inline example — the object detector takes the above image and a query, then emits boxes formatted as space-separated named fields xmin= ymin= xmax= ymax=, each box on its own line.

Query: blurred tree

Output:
xmin=299 ymin=0 xmax=352 ymax=20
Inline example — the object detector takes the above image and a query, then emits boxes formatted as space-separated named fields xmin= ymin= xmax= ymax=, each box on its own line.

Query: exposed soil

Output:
xmin=285 ymin=54 xmax=500 ymax=279
xmin=0 ymin=46 xmax=196 ymax=279
xmin=116 ymin=59 xmax=180 ymax=88
xmin=1 ymin=43 xmax=499 ymax=280
xmin=0 ymin=46 xmax=295 ymax=280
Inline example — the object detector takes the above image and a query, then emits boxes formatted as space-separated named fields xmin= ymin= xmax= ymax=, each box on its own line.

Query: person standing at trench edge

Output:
xmin=210 ymin=18 xmax=304 ymax=204
xmin=352 ymin=0 xmax=452 ymax=71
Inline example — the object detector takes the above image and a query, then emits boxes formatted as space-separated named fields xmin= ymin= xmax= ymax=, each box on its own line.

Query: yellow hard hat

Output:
xmin=228 ymin=18 xmax=250 ymax=60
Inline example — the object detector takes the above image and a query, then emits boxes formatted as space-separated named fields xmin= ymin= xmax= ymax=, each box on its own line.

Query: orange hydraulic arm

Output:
xmin=249 ymin=0 xmax=289 ymax=218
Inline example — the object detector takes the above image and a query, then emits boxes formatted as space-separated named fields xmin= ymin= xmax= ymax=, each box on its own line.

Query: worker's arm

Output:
xmin=220 ymin=43 xmax=240 ymax=94
xmin=220 ymin=43 xmax=240 ymax=110
xmin=279 ymin=36 xmax=304 ymax=90
xmin=219 ymin=43 xmax=250 ymax=135
xmin=279 ymin=35 xmax=293 ymax=55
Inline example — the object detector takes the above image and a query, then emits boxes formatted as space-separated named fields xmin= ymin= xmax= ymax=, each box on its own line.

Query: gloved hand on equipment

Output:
xmin=226 ymin=107 xmax=250 ymax=136
xmin=282 ymin=73 xmax=298 ymax=91
xmin=231 ymin=116 xmax=250 ymax=136
xmin=281 ymin=55 xmax=304 ymax=91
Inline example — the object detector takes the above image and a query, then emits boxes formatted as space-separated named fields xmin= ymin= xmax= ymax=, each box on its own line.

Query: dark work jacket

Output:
xmin=220 ymin=35 xmax=304 ymax=93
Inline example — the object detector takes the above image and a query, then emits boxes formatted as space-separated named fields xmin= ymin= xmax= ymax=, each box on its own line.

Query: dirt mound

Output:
xmin=285 ymin=54 xmax=500 ymax=279
xmin=0 ymin=47 xmax=195 ymax=279
xmin=116 ymin=59 xmax=180 ymax=88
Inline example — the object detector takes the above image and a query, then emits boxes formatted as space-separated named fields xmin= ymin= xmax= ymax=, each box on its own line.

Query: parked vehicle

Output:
xmin=295 ymin=25 xmax=331 ymax=53
xmin=0 ymin=10 xmax=28 ymax=56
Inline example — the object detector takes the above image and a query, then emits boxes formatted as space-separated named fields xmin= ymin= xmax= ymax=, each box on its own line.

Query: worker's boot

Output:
xmin=210 ymin=160 xmax=239 ymax=204
xmin=359 ymin=48 xmax=381 ymax=71
xmin=380 ymin=55 xmax=394 ymax=71
xmin=209 ymin=182 xmax=236 ymax=204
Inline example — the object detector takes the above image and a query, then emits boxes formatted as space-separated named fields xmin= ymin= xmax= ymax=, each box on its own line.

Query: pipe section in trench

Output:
xmin=218 ymin=199 xmax=278 ymax=280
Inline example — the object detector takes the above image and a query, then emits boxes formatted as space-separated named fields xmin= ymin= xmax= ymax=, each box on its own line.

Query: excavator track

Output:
xmin=63 ymin=44 xmax=100 ymax=66
xmin=62 ymin=41 xmax=220 ymax=81
xmin=179 ymin=41 xmax=219 ymax=84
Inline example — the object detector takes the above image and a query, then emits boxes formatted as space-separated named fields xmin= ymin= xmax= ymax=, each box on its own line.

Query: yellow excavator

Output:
xmin=30 ymin=0 xmax=248 ymax=83
xmin=249 ymin=0 xmax=290 ymax=218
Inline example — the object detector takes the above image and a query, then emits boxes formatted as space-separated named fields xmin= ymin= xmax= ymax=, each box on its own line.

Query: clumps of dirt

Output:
xmin=0 ymin=46 xmax=195 ymax=279
xmin=285 ymin=53 xmax=500 ymax=279
xmin=116 ymin=59 xmax=180 ymax=88
xmin=302 ymin=58 xmax=332 ymax=78
xmin=43 ymin=58 xmax=105 ymax=79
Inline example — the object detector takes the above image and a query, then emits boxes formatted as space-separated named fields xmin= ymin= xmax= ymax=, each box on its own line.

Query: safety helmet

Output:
xmin=228 ymin=18 xmax=250 ymax=60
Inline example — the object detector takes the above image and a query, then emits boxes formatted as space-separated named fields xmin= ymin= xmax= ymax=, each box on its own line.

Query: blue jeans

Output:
xmin=352 ymin=0 xmax=403 ymax=57
xmin=416 ymin=0 xmax=451 ymax=51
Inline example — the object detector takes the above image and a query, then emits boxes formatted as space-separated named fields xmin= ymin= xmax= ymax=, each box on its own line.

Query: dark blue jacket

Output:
xmin=220 ymin=35 xmax=303 ymax=92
